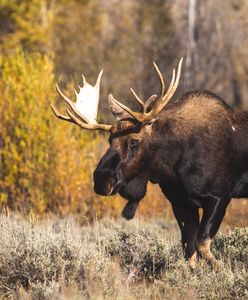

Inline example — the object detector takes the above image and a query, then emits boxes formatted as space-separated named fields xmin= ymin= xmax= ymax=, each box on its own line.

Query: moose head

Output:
xmin=51 ymin=59 xmax=183 ymax=218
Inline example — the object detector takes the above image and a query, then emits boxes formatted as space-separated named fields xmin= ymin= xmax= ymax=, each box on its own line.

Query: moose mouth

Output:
xmin=108 ymin=179 xmax=124 ymax=195
xmin=94 ymin=175 xmax=125 ymax=196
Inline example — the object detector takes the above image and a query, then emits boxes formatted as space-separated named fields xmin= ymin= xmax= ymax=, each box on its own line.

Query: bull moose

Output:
xmin=51 ymin=58 xmax=248 ymax=268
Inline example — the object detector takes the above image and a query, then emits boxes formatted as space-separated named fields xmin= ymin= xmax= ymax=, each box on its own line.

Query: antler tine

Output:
xmin=95 ymin=69 xmax=103 ymax=87
xmin=166 ymin=57 xmax=183 ymax=100
xmin=144 ymin=95 xmax=157 ymax=113
xmin=152 ymin=57 xmax=183 ymax=114
xmin=130 ymin=88 xmax=145 ymax=112
xmin=55 ymin=84 xmax=91 ymax=123
xmin=154 ymin=68 xmax=176 ymax=112
xmin=109 ymin=94 xmax=145 ymax=122
xmin=153 ymin=62 xmax=165 ymax=98
xmin=66 ymin=109 xmax=112 ymax=131
xmin=130 ymin=88 xmax=159 ymax=114
xmin=50 ymin=104 xmax=98 ymax=129
xmin=50 ymin=103 xmax=111 ymax=132
xmin=161 ymin=57 xmax=183 ymax=106
xmin=50 ymin=104 xmax=74 ymax=123
xmin=52 ymin=81 xmax=112 ymax=132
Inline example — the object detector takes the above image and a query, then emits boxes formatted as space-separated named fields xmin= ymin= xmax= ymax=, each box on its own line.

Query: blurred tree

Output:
xmin=0 ymin=0 xmax=55 ymax=54
xmin=174 ymin=0 xmax=248 ymax=107
xmin=0 ymin=50 xmax=56 ymax=211
xmin=0 ymin=50 xmax=125 ymax=217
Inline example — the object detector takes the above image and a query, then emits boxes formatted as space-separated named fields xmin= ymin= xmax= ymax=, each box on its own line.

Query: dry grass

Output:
xmin=0 ymin=213 xmax=247 ymax=300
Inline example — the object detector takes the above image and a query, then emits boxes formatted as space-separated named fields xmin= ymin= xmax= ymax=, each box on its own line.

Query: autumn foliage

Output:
xmin=0 ymin=51 xmax=111 ymax=215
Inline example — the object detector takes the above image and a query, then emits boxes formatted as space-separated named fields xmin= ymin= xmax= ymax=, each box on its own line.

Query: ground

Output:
xmin=0 ymin=213 xmax=247 ymax=299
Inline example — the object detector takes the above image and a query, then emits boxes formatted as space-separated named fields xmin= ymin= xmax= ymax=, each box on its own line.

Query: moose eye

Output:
xmin=128 ymin=139 xmax=139 ymax=150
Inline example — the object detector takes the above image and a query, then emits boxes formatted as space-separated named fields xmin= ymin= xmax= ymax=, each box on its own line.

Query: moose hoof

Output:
xmin=197 ymin=239 xmax=221 ymax=268
xmin=188 ymin=252 xmax=197 ymax=269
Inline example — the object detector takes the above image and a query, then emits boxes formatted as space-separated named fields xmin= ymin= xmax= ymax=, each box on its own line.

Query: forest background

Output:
xmin=0 ymin=0 xmax=247 ymax=225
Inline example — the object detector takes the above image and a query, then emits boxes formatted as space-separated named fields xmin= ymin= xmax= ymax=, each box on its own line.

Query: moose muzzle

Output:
xmin=93 ymin=148 xmax=123 ymax=196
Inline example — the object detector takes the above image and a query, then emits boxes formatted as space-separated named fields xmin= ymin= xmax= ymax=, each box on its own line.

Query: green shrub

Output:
xmin=212 ymin=227 xmax=248 ymax=263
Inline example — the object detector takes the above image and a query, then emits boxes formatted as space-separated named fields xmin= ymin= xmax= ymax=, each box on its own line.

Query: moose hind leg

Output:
xmin=172 ymin=202 xmax=200 ymax=269
xmin=196 ymin=194 xmax=231 ymax=266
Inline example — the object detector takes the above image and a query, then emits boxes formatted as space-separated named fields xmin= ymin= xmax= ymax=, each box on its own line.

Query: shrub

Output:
xmin=0 ymin=215 xmax=247 ymax=299
xmin=0 ymin=50 xmax=117 ymax=216
xmin=212 ymin=227 xmax=248 ymax=263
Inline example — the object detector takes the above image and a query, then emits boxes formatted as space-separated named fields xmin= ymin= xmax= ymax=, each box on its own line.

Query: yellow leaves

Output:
xmin=0 ymin=193 xmax=8 ymax=209
xmin=0 ymin=0 xmax=54 ymax=54
xmin=0 ymin=49 xmax=119 ymax=218
xmin=0 ymin=51 xmax=54 ymax=209
xmin=0 ymin=49 xmax=169 ymax=220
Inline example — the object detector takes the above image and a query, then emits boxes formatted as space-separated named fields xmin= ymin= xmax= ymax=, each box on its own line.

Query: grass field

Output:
xmin=0 ymin=211 xmax=247 ymax=299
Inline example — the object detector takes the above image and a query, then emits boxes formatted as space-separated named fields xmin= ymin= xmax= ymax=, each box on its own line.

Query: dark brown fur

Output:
xmin=94 ymin=91 xmax=248 ymax=267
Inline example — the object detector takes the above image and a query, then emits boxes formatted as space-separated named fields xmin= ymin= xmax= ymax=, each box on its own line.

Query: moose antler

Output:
xmin=51 ymin=58 xmax=183 ymax=130
xmin=109 ymin=58 xmax=183 ymax=123
xmin=130 ymin=88 xmax=157 ymax=113
xmin=50 ymin=71 xmax=112 ymax=132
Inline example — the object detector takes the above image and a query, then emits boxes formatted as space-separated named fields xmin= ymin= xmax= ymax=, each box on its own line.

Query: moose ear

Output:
xmin=108 ymin=94 xmax=133 ymax=121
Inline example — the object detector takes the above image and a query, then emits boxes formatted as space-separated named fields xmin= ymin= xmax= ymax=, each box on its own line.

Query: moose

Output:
xmin=51 ymin=58 xmax=248 ymax=269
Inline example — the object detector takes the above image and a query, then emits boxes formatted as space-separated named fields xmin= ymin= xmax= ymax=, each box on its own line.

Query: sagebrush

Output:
xmin=0 ymin=214 xmax=247 ymax=299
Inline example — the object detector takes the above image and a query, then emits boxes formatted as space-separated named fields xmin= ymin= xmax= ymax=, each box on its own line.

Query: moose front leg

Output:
xmin=171 ymin=202 xmax=199 ymax=269
xmin=196 ymin=194 xmax=231 ymax=266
